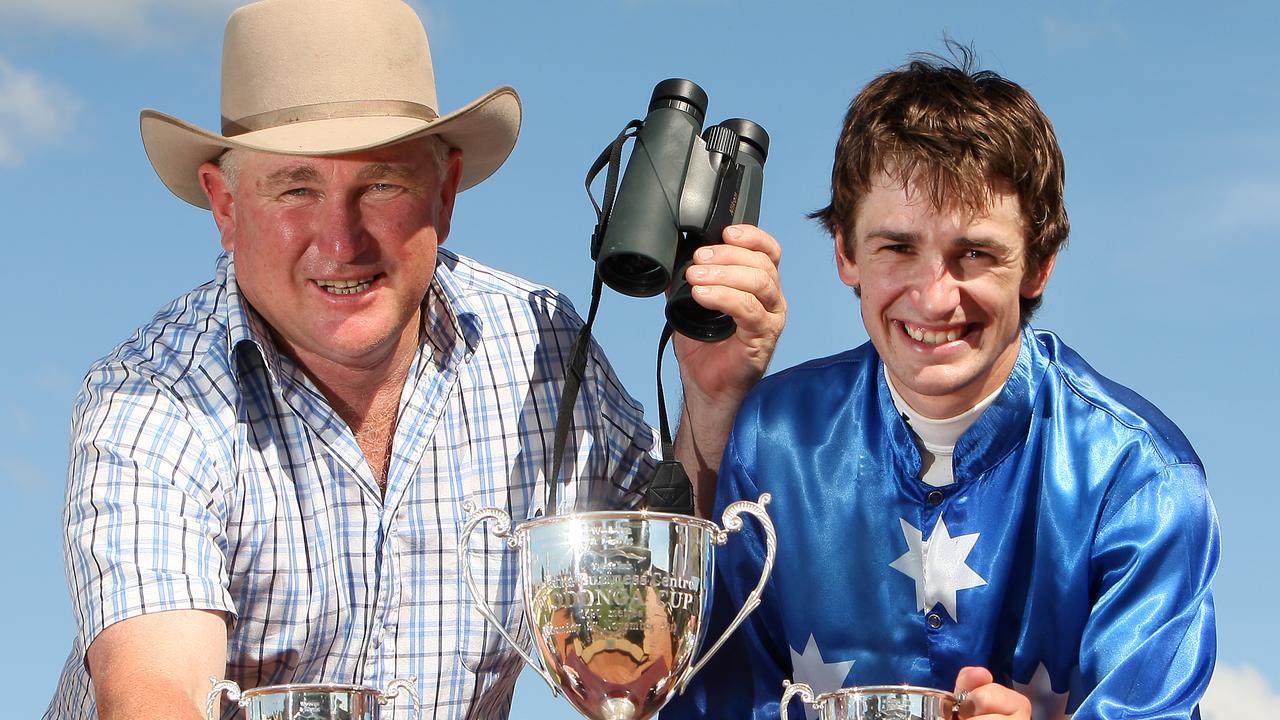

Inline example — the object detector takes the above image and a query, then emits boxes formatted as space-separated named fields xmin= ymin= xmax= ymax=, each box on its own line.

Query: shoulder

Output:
xmin=1029 ymin=330 xmax=1210 ymax=526
xmin=744 ymin=344 xmax=876 ymax=414
xmin=91 ymin=277 xmax=230 ymax=388
xmin=76 ymin=260 xmax=237 ymax=432
xmin=1033 ymin=329 xmax=1200 ymax=468
xmin=727 ymin=343 xmax=877 ymax=454
xmin=437 ymin=248 xmax=581 ymax=326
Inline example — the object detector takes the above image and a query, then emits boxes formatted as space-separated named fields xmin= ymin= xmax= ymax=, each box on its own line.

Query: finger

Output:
xmin=687 ymin=285 xmax=784 ymax=346
xmin=961 ymin=684 xmax=1031 ymax=720
xmin=685 ymin=264 xmax=784 ymax=314
xmin=954 ymin=666 xmax=993 ymax=695
xmin=952 ymin=668 xmax=1031 ymax=720
xmin=952 ymin=667 xmax=993 ymax=720
xmin=717 ymin=224 xmax=782 ymax=267
xmin=692 ymin=243 xmax=779 ymax=280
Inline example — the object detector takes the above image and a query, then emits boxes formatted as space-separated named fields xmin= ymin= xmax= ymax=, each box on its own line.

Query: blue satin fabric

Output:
xmin=662 ymin=327 xmax=1218 ymax=720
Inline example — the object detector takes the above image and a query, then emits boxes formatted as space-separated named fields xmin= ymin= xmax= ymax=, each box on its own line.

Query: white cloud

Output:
xmin=30 ymin=366 xmax=81 ymax=397
xmin=0 ymin=0 xmax=241 ymax=41
xmin=0 ymin=458 xmax=45 ymax=493
xmin=1042 ymin=11 xmax=1128 ymax=50
xmin=2 ymin=404 xmax=35 ymax=436
xmin=0 ymin=57 xmax=80 ymax=167
xmin=406 ymin=2 xmax=453 ymax=46
xmin=1201 ymin=664 xmax=1280 ymax=720
xmin=1196 ymin=175 xmax=1280 ymax=244
xmin=1096 ymin=168 xmax=1280 ymax=285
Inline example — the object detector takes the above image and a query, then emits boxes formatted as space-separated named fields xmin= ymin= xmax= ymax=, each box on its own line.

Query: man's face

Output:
xmin=201 ymin=139 xmax=460 ymax=375
xmin=836 ymin=172 xmax=1054 ymax=418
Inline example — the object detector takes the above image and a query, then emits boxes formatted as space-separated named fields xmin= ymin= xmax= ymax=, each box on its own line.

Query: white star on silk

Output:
xmin=789 ymin=634 xmax=856 ymax=720
xmin=1012 ymin=662 xmax=1073 ymax=720
xmin=888 ymin=515 xmax=986 ymax=621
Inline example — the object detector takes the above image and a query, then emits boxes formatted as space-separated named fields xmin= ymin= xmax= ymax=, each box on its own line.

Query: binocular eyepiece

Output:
xmin=595 ymin=79 xmax=769 ymax=342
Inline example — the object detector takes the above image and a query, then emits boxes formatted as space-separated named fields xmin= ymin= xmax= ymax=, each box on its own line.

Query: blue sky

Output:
xmin=1 ymin=1 xmax=1276 ymax=717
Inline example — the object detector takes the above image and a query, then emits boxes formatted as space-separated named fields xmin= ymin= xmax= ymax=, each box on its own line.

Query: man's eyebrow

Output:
xmin=261 ymin=164 xmax=323 ymax=188
xmin=957 ymin=236 xmax=1014 ymax=253
xmin=865 ymin=229 xmax=918 ymax=243
xmin=356 ymin=162 xmax=417 ymax=182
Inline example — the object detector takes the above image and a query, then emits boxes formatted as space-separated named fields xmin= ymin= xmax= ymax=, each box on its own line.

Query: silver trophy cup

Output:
xmin=205 ymin=678 xmax=419 ymax=720
xmin=781 ymin=682 xmax=959 ymax=720
xmin=459 ymin=493 xmax=776 ymax=720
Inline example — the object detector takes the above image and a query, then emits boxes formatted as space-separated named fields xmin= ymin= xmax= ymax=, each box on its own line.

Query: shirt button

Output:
xmin=926 ymin=612 xmax=943 ymax=629
xmin=926 ymin=490 xmax=944 ymax=506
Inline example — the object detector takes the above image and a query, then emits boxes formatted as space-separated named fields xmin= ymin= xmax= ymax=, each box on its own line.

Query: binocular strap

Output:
xmin=546 ymin=274 xmax=602 ymax=516
xmin=545 ymin=293 xmax=693 ymax=517
xmin=645 ymin=323 xmax=695 ymax=514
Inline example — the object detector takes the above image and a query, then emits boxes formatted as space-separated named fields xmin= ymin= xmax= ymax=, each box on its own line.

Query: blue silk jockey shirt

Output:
xmin=662 ymin=327 xmax=1218 ymax=720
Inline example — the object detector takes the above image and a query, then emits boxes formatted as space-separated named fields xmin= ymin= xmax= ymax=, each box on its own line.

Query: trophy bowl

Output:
xmin=206 ymin=678 xmax=419 ymax=720
xmin=781 ymin=682 xmax=959 ymax=720
xmin=460 ymin=494 xmax=775 ymax=720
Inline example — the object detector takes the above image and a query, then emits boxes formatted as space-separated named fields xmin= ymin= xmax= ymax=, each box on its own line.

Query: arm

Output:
xmin=63 ymin=363 xmax=236 ymax=716
xmin=672 ymin=224 xmax=785 ymax=516
xmin=88 ymin=610 xmax=228 ymax=720
xmin=1071 ymin=463 xmax=1218 ymax=719
xmin=661 ymin=429 xmax=793 ymax=720
xmin=952 ymin=464 xmax=1218 ymax=720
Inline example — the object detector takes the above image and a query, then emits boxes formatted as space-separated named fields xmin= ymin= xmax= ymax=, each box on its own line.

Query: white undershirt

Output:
xmin=886 ymin=374 xmax=1005 ymax=487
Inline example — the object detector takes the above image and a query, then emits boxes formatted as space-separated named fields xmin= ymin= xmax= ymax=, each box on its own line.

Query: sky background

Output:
xmin=1 ymin=0 xmax=1277 ymax=717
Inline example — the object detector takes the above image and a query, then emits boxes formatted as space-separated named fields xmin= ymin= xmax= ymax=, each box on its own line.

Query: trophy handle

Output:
xmin=205 ymin=677 xmax=241 ymax=720
xmin=379 ymin=677 xmax=421 ymax=717
xmin=678 ymin=492 xmax=777 ymax=692
xmin=780 ymin=680 xmax=817 ymax=720
xmin=458 ymin=501 xmax=561 ymax=695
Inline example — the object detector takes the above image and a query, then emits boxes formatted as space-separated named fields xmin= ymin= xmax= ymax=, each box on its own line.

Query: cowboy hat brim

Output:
xmin=141 ymin=85 xmax=521 ymax=209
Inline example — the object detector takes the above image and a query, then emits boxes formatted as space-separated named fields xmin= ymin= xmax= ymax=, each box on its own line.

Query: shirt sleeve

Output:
xmin=63 ymin=359 xmax=236 ymax=658
xmin=661 ymin=420 xmax=793 ymax=720
xmin=1073 ymin=462 xmax=1219 ymax=719
xmin=559 ymin=326 xmax=658 ymax=513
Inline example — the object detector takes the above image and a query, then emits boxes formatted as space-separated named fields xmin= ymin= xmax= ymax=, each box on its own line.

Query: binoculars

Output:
xmin=595 ymin=79 xmax=769 ymax=342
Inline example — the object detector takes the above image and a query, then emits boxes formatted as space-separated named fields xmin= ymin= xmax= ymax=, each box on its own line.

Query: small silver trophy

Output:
xmin=459 ymin=493 xmax=776 ymax=720
xmin=780 ymin=682 xmax=959 ymax=720
xmin=205 ymin=678 xmax=419 ymax=720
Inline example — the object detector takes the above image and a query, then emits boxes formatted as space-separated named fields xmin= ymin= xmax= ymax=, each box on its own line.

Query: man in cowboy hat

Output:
xmin=45 ymin=1 xmax=784 ymax=718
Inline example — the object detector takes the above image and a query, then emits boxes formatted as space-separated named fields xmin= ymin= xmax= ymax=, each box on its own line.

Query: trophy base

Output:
xmin=600 ymin=697 xmax=637 ymax=720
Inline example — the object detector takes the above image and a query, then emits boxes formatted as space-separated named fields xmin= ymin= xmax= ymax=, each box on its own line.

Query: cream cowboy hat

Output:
xmin=140 ymin=0 xmax=521 ymax=209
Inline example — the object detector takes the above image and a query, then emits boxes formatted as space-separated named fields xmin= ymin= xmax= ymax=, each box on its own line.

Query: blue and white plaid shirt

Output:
xmin=47 ymin=249 xmax=658 ymax=719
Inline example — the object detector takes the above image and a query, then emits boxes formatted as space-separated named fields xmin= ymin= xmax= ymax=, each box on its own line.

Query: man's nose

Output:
xmin=315 ymin=199 xmax=367 ymax=261
xmin=912 ymin=261 xmax=962 ymax=317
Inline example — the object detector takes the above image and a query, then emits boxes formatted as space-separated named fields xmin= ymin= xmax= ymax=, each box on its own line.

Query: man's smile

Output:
xmin=313 ymin=274 xmax=382 ymax=295
xmin=899 ymin=321 xmax=972 ymax=346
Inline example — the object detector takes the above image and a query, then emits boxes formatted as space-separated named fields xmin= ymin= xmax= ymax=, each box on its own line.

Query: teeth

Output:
xmin=316 ymin=277 xmax=374 ymax=295
xmin=905 ymin=324 xmax=962 ymax=344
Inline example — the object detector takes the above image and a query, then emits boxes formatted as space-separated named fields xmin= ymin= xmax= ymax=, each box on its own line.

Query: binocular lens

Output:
xmin=597 ymin=252 xmax=669 ymax=297
xmin=666 ymin=276 xmax=736 ymax=342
